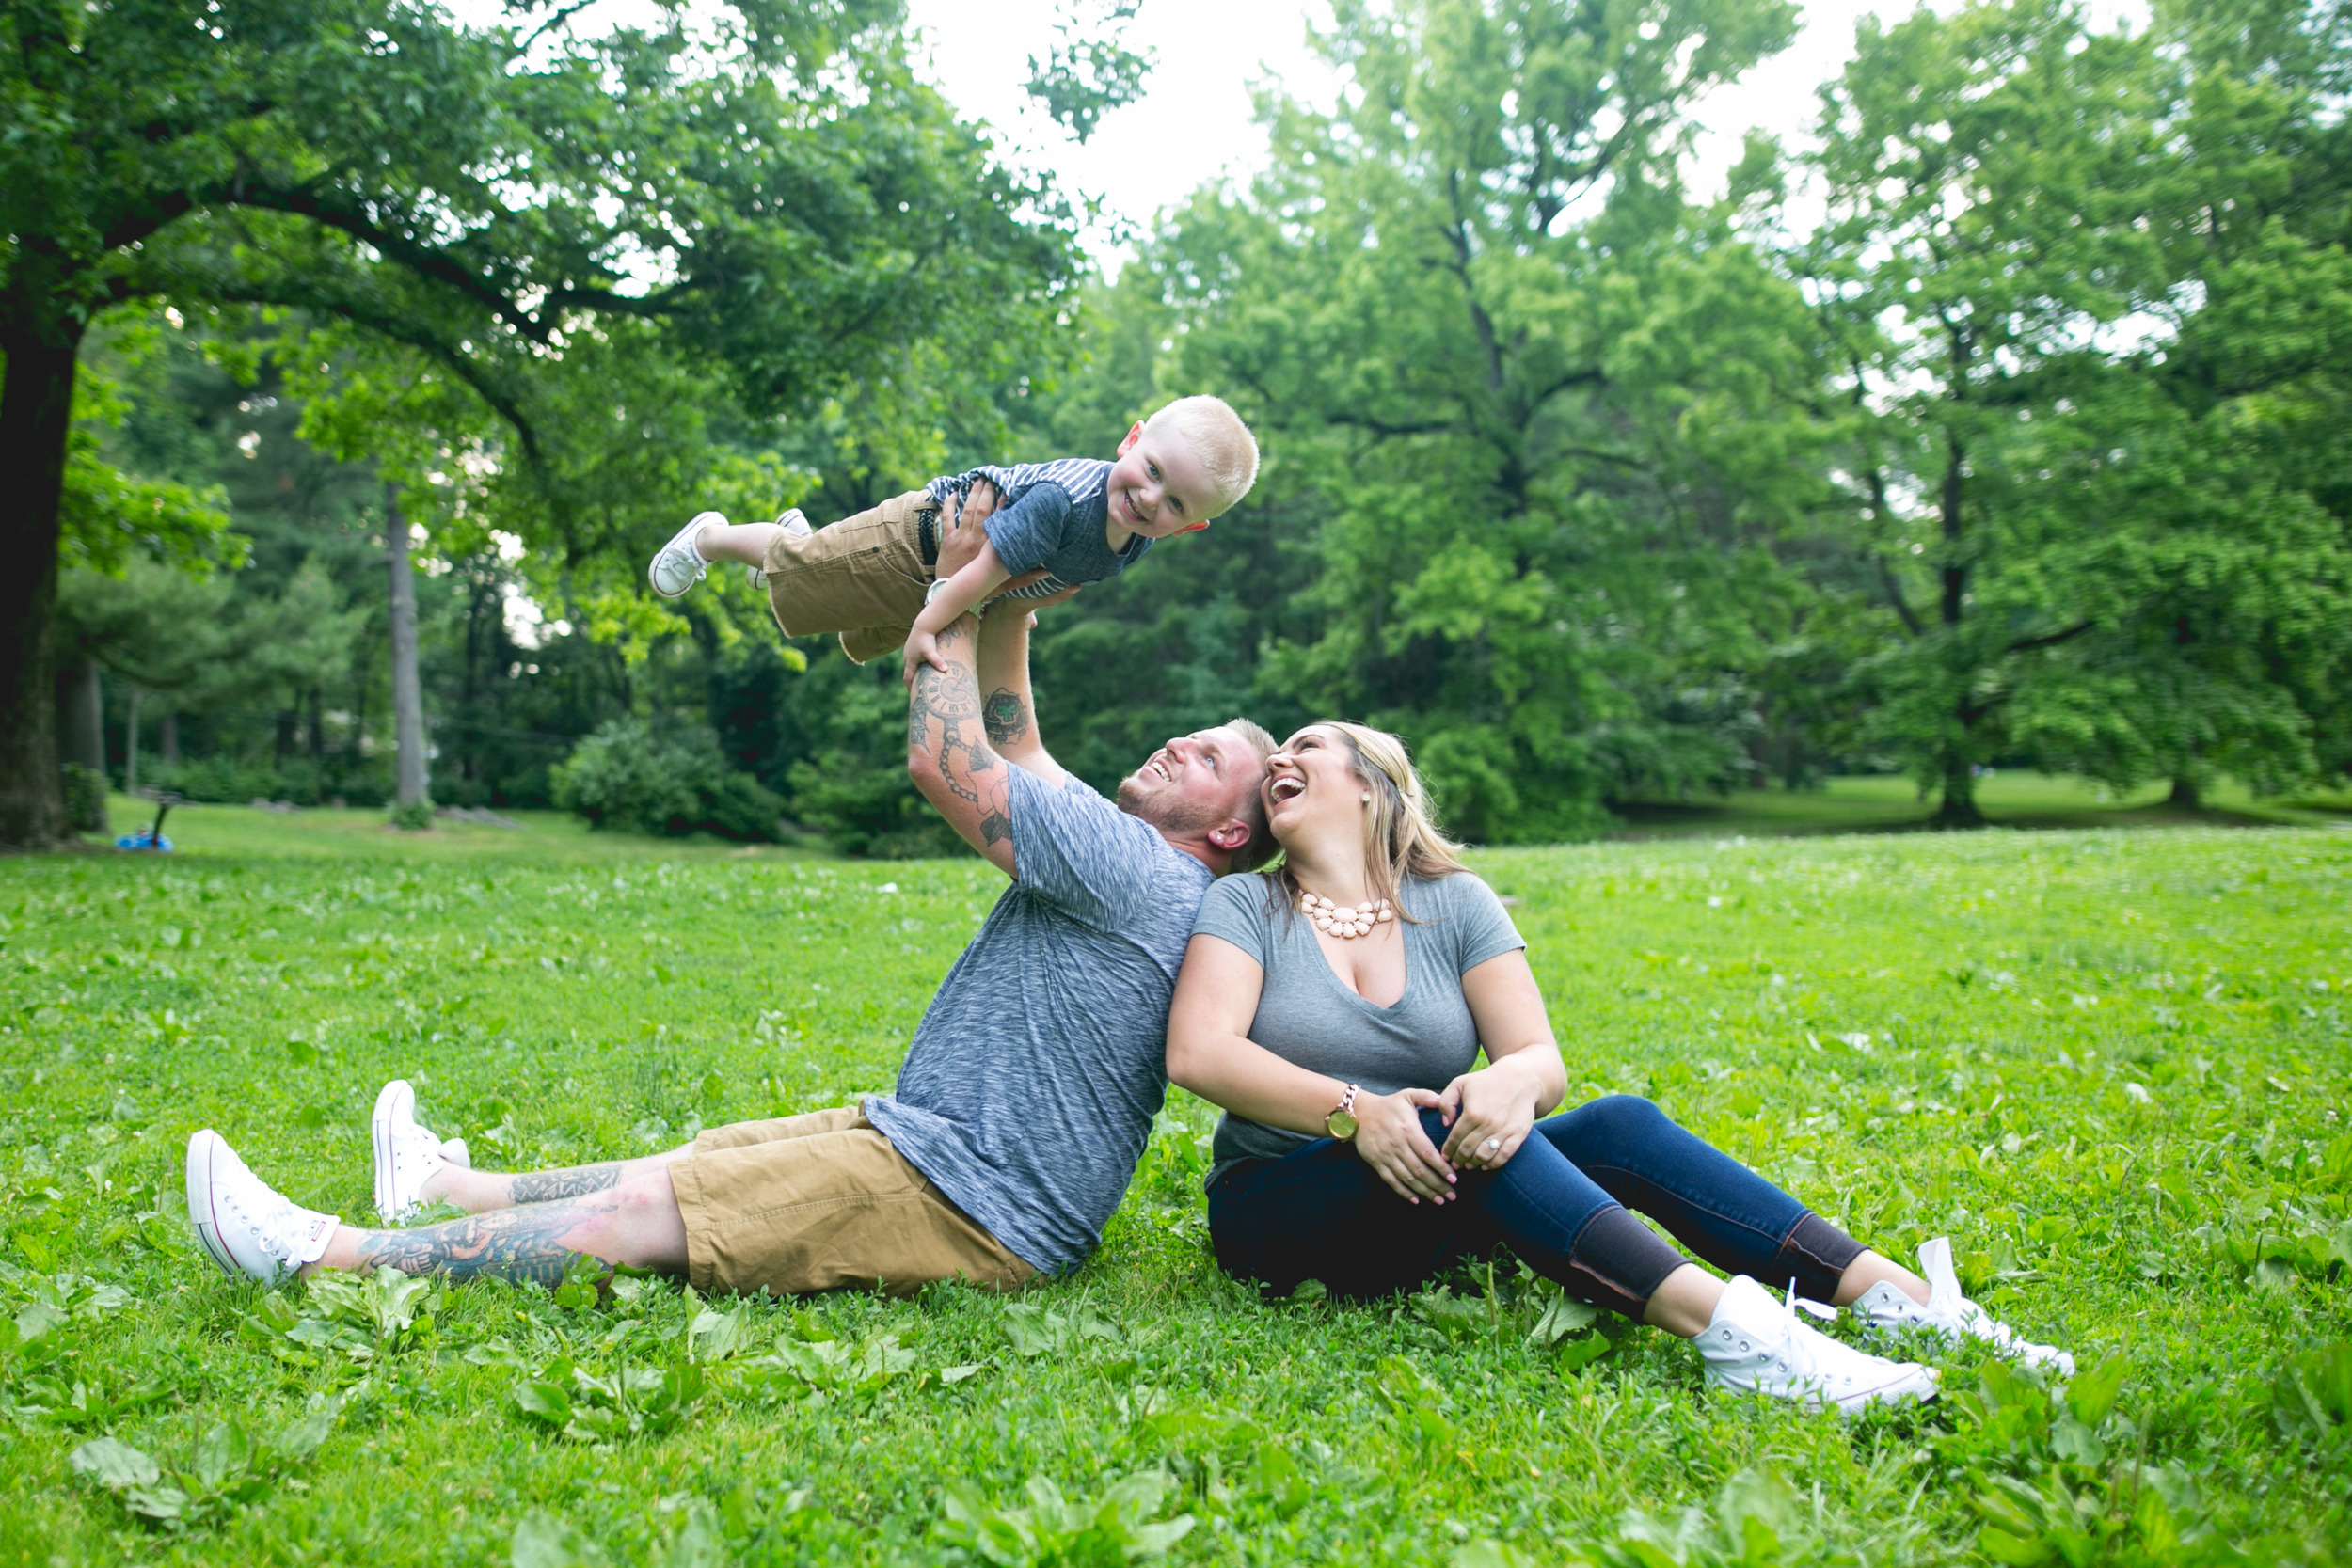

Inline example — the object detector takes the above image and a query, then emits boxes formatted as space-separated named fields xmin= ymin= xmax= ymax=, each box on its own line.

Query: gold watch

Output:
xmin=1325 ymin=1083 xmax=1361 ymax=1143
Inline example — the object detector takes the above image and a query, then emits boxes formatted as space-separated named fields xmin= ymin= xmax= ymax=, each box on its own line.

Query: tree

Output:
xmin=1 ymin=0 xmax=1086 ymax=845
xmin=1798 ymin=0 xmax=2352 ymax=822
xmin=1133 ymin=0 xmax=1822 ymax=838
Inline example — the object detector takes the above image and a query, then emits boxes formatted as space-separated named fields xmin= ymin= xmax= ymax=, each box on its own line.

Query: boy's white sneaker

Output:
xmin=185 ymin=1131 xmax=338 ymax=1285
xmin=648 ymin=511 xmax=723 ymax=599
xmin=1699 ymin=1275 xmax=1940 ymax=1414
xmin=1850 ymin=1236 xmax=2076 ymax=1376
xmin=371 ymin=1079 xmax=469 ymax=1223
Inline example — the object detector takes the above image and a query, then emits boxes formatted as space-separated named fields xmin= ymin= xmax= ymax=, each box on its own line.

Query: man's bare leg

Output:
xmin=419 ymin=1145 xmax=696 ymax=1214
xmin=309 ymin=1163 xmax=689 ymax=1284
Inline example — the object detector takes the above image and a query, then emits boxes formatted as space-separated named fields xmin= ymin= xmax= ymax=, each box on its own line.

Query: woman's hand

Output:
xmin=1438 ymin=1055 xmax=1547 ymax=1171
xmin=1352 ymin=1088 xmax=1458 ymax=1204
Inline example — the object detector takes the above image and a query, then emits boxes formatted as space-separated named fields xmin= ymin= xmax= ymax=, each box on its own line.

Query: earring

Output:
xmin=1360 ymin=792 xmax=1373 ymax=802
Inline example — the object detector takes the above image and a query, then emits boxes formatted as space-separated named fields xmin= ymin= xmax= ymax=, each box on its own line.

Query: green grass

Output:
xmin=1610 ymin=772 xmax=2352 ymax=839
xmin=3 ymin=808 xmax=2349 ymax=1565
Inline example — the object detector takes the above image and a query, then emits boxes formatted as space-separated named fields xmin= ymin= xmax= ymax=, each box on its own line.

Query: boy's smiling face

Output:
xmin=1105 ymin=420 xmax=1218 ymax=538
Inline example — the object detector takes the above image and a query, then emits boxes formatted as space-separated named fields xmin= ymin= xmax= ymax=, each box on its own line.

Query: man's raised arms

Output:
xmin=906 ymin=616 xmax=1018 ymax=874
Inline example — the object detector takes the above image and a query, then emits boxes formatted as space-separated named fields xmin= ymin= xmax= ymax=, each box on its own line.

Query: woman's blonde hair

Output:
xmin=1267 ymin=721 xmax=1469 ymax=922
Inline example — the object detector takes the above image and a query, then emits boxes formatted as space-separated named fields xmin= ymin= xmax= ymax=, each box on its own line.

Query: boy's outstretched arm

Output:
xmin=902 ymin=546 xmax=1009 ymax=687
xmin=906 ymin=616 xmax=1018 ymax=876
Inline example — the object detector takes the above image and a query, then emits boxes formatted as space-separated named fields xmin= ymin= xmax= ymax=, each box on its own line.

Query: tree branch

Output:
xmin=2006 ymin=620 xmax=2094 ymax=655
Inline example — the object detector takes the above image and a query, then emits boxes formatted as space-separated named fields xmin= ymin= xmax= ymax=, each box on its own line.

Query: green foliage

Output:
xmin=57 ymin=763 xmax=105 ymax=833
xmin=1801 ymin=0 xmax=2352 ymax=817
xmin=69 ymin=1400 xmax=336 ymax=1531
xmin=1024 ymin=1 xmax=1153 ymax=146
xmin=387 ymin=798 xmax=436 ymax=832
xmin=513 ymin=1354 xmax=706 ymax=1445
xmin=552 ymin=720 xmax=783 ymax=842
xmin=934 ymin=1471 xmax=1196 ymax=1566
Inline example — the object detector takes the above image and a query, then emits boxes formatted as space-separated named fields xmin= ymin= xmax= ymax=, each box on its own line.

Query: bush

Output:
xmin=61 ymin=764 xmax=107 ymax=832
xmin=388 ymin=798 xmax=436 ymax=832
xmin=145 ymin=757 xmax=393 ymax=808
xmin=552 ymin=721 xmax=783 ymax=841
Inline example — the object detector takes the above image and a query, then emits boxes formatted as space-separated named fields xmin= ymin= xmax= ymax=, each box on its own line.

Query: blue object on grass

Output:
xmin=115 ymin=794 xmax=180 ymax=852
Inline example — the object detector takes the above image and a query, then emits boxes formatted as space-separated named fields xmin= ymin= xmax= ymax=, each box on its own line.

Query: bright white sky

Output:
xmin=448 ymin=0 xmax=2148 ymax=261
xmin=902 ymin=0 xmax=2150 ymax=266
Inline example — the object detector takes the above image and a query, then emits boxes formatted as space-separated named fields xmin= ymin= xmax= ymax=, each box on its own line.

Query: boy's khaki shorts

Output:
xmin=760 ymin=489 xmax=938 ymax=665
xmin=667 ymin=1106 xmax=1034 ymax=1297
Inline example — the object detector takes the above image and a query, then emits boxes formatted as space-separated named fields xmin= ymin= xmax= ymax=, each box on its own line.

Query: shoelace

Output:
xmin=1773 ymin=1279 xmax=1832 ymax=1393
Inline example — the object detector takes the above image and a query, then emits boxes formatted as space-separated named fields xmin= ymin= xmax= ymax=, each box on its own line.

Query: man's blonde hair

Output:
xmin=1143 ymin=395 xmax=1260 ymax=517
xmin=1221 ymin=716 xmax=1281 ymax=873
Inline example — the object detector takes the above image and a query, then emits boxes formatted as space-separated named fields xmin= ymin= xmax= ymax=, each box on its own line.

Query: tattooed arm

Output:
xmin=973 ymin=588 xmax=1068 ymax=786
xmin=907 ymin=616 xmax=1021 ymax=875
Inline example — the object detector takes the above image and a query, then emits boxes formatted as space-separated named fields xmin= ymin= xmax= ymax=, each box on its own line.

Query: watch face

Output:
xmin=1326 ymin=1108 xmax=1359 ymax=1143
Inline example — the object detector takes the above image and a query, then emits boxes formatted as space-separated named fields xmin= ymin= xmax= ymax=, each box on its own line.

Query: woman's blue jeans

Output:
xmin=1206 ymin=1095 xmax=1862 ymax=1319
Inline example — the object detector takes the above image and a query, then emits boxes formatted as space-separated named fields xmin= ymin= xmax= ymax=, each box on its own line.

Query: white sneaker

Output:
xmin=1851 ymin=1237 xmax=2076 ymax=1376
xmin=371 ymin=1079 xmax=469 ymax=1223
xmin=648 ymin=511 xmax=723 ymax=599
xmin=185 ymin=1131 xmax=338 ymax=1285
xmin=1699 ymin=1275 xmax=1940 ymax=1414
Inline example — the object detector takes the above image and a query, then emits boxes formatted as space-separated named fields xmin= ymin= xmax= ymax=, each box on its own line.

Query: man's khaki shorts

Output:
xmin=668 ymin=1106 xmax=1034 ymax=1297
xmin=760 ymin=490 xmax=938 ymax=665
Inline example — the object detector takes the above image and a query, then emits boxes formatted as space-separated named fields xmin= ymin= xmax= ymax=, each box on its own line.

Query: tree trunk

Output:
xmin=0 ymin=323 xmax=81 ymax=847
xmin=2166 ymin=775 xmax=2201 ymax=809
xmin=275 ymin=709 xmax=296 ymax=767
xmin=124 ymin=684 xmax=141 ymax=796
xmin=309 ymin=685 xmax=326 ymax=766
xmin=1932 ymin=756 xmax=1988 ymax=828
xmin=387 ymin=484 xmax=430 ymax=810
xmin=160 ymin=709 xmax=180 ymax=764
xmin=58 ymin=656 xmax=103 ymax=771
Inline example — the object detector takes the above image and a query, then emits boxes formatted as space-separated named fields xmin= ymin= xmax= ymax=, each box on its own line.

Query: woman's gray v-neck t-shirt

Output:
xmin=1188 ymin=870 xmax=1526 ymax=1186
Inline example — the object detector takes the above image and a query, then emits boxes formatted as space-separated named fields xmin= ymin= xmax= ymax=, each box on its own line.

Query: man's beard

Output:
xmin=1117 ymin=771 xmax=1227 ymax=835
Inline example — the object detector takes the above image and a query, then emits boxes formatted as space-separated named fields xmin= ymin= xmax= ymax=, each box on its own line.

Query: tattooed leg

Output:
xmin=312 ymin=1164 xmax=690 ymax=1281
xmin=427 ymin=1145 xmax=696 ymax=1213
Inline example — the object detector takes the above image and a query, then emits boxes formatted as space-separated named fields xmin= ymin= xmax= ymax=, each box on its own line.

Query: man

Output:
xmin=185 ymin=490 xmax=1279 ymax=1295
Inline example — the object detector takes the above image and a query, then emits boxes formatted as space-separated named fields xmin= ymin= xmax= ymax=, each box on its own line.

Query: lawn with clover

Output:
xmin=1 ymin=800 xmax=2348 ymax=1566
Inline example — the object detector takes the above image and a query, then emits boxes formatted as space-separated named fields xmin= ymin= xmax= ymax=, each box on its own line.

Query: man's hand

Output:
xmin=938 ymin=477 xmax=1052 ymax=599
xmin=936 ymin=478 xmax=1000 ymax=577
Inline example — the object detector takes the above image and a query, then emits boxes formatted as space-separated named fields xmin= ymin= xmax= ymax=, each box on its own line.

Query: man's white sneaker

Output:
xmin=185 ymin=1131 xmax=338 ymax=1285
xmin=371 ymin=1079 xmax=469 ymax=1223
xmin=1699 ymin=1275 xmax=1940 ymax=1414
xmin=648 ymin=511 xmax=723 ymax=599
xmin=1850 ymin=1236 xmax=2076 ymax=1376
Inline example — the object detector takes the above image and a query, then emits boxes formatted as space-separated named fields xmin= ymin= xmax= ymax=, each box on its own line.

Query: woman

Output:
xmin=1166 ymin=722 xmax=2073 ymax=1412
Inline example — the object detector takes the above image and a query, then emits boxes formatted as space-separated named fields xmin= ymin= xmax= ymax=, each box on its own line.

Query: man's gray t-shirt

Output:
xmin=864 ymin=767 xmax=1211 ymax=1274
xmin=1189 ymin=871 xmax=1525 ymax=1186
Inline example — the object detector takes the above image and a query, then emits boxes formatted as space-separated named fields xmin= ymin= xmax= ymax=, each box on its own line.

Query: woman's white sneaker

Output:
xmin=1699 ymin=1275 xmax=1940 ymax=1414
xmin=185 ymin=1131 xmax=338 ymax=1285
xmin=1851 ymin=1236 xmax=2076 ymax=1376
xmin=371 ymin=1079 xmax=468 ymax=1222
xmin=647 ymin=511 xmax=723 ymax=599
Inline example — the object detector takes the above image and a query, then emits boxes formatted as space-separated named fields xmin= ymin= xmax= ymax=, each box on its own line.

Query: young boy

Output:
xmin=648 ymin=395 xmax=1259 ymax=683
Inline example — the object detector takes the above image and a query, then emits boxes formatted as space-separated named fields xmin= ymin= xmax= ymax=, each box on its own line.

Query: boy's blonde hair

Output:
xmin=1143 ymin=395 xmax=1260 ymax=517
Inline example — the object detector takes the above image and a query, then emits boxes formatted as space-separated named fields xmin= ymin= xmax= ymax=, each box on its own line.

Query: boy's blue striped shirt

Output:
xmin=925 ymin=458 xmax=1150 ymax=599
